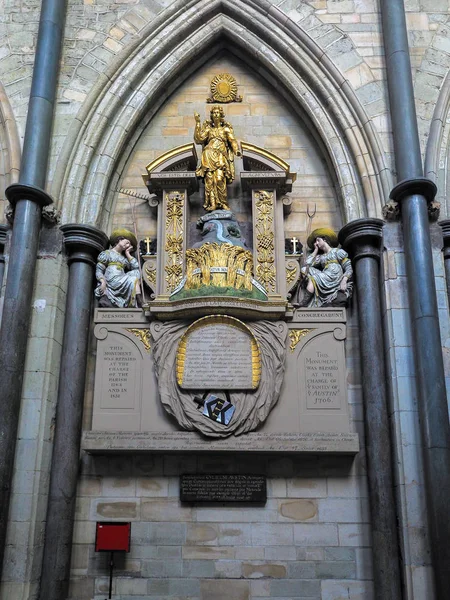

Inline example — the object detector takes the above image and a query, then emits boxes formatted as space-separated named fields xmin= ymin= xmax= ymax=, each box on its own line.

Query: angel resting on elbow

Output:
xmin=94 ymin=228 xmax=141 ymax=308
xmin=293 ymin=227 xmax=353 ymax=308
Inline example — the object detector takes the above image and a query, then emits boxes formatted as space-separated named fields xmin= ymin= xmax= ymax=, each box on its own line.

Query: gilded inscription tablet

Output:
xmin=176 ymin=315 xmax=261 ymax=390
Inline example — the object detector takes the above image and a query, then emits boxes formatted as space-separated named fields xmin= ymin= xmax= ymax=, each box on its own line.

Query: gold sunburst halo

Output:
xmin=207 ymin=73 xmax=243 ymax=103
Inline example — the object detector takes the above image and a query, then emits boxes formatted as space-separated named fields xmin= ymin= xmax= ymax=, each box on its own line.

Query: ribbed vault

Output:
xmin=55 ymin=0 xmax=391 ymax=227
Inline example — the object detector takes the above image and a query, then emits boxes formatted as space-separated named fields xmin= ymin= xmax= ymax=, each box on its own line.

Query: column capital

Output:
xmin=438 ymin=220 xmax=450 ymax=245
xmin=390 ymin=177 xmax=437 ymax=203
xmin=5 ymin=182 xmax=53 ymax=207
xmin=60 ymin=224 xmax=108 ymax=266
xmin=339 ymin=218 xmax=384 ymax=263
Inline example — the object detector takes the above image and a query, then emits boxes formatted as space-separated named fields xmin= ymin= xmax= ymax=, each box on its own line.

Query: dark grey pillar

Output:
xmin=339 ymin=219 xmax=402 ymax=600
xmin=438 ymin=220 xmax=450 ymax=307
xmin=380 ymin=3 xmax=450 ymax=596
xmin=0 ymin=0 xmax=68 ymax=576
xmin=0 ymin=224 xmax=8 ymax=294
xmin=39 ymin=225 xmax=107 ymax=600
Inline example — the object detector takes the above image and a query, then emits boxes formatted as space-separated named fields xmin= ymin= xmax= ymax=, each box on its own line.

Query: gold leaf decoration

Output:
xmin=164 ymin=192 xmax=184 ymax=291
xmin=126 ymin=328 xmax=151 ymax=353
xmin=207 ymin=73 xmax=243 ymax=103
xmin=289 ymin=329 xmax=315 ymax=352
xmin=145 ymin=262 xmax=157 ymax=285
xmin=255 ymin=190 xmax=276 ymax=292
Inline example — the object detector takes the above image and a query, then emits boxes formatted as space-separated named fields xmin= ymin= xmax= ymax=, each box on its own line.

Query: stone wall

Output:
xmin=71 ymin=441 xmax=372 ymax=600
xmin=0 ymin=1 xmax=449 ymax=600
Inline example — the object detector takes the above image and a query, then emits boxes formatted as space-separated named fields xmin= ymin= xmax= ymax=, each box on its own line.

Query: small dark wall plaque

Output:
xmin=180 ymin=474 xmax=267 ymax=503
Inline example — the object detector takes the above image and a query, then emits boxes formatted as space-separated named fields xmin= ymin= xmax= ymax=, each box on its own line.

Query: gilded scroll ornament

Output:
xmin=126 ymin=328 xmax=151 ymax=353
xmin=289 ymin=329 xmax=315 ymax=352
xmin=255 ymin=190 xmax=276 ymax=292
xmin=286 ymin=262 xmax=298 ymax=285
xmin=207 ymin=73 xmax=243 ymax=103
xmin=144 ymin=262 xmax=157 ymax=285
xmin=194 ymin=106 xmax=241 ymax=212
xmin=164 ymin=192 xmax=184 ymax=292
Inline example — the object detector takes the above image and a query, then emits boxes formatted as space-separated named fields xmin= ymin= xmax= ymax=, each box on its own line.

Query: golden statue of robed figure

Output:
xmin=194 ymin=106 xmax=241 ymax=212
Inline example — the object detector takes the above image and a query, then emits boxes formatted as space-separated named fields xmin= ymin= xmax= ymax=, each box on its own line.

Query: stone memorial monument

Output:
xmin=85 ymin=107 xmax=358 ymax=454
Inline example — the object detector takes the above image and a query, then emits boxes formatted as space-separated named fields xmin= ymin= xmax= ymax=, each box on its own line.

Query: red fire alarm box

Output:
xmin=95 ymin=522 xmax=131 ymax=552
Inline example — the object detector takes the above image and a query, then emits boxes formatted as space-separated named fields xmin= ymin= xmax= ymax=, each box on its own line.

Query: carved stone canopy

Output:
xmin=240 ymin=142 xmax=297 ymax=194
xmin=143 ymin=142 xmax=297 ymax=196
xmin=143 ymin=143 xmax=199 ymax=194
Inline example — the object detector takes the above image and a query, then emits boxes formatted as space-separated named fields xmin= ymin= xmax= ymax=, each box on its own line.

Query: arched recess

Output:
xmin=425 ymin=68 xmax=450 ymax=218
xmin=0 ymin=81 xmax=21 ymax=222
xmin=55 ymin=0 xmax=391 ymax=227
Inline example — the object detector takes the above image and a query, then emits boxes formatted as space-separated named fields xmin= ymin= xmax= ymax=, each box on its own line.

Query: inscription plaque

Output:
xmin=176 ymin=316 xmax=261 ymax=390
xmin=180 ymin=474 xmax=266 ymax=502
xmin=100 ymin=342 xmax=137 ymax=409
xmin=305 ymin=350 xmax=342 ymax=409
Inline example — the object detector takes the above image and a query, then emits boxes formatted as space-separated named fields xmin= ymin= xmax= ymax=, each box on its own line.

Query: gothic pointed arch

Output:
xmin=55 ymin=0 xmax=391 ymax=226
xmin=0 ymin=81 xmax=20 ymax=222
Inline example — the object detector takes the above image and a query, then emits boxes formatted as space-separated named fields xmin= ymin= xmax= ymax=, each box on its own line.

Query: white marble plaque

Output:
xmin=178 ymin=323 xmax=255 ymax=389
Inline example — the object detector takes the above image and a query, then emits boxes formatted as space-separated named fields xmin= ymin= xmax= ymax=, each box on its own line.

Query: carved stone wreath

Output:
xmin=150 ymin=319 xmax=288 ymax=438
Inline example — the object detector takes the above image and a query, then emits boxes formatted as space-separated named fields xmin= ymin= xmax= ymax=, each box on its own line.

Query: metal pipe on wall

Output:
xmin=340 ymin=219 xmax=402 ymax=600
xmin=0 ymin=0 xmax=68 ymax=576
xmin=380 ymin=1 xmax=450 ymax=597
xmin=39 ymin=225 xmax=108 ymax=600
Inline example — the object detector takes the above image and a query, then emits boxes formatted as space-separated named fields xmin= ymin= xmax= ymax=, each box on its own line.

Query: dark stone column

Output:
xmin=0 ymin=224 xmax=8 ymax=294
xmin=339 ymin=218 xmax=402 ymax=600
xmin=438 ymin=220 xmax=450 ymax=307
xmin=0 ymin=0 xmax=68 ymax=576
xmin=39 ymin=224 xmax=107 ymax=600
xmin=380 ymin=2 xmax=450 ymax=595
xmin=0 ymin=186 xmax=52 ymax=574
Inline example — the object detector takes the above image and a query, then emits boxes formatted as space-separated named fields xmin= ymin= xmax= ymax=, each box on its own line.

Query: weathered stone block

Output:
xmin=321 ymin=579 xmax=374 ymax=599
xmin=92 ymin=499 xmax=139 ymax=520
xmin=279 ymin=500 xmax=318 ymax=521
xmin=294 ymin=523 xmax=339 ymax=546
xmin=242 ymin=561 xmax=287 ymax=578
xmin=270 ymin=578 xmax=321 ymax=597
xmin=252 ymin=523 xmax=294 ymax=546
xmin=200 ymin=579 xmax=249 ymax=600
xmin=141 ymin=499 xmax=193 ymax=522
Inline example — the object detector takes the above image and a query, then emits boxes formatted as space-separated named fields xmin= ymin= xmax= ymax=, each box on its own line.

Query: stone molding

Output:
xmin=5 ymin=182 xmax=53 ymax=208
xmin=439 ymin=219 xmax=450 ymax=259
xmin=54 ymin=0 xmax=390 ymax=227
xmin=60 ymin=223 xmax=108 ymax=266
xmin=390 ymin=177 xmax=437 ymax=203
xmin=0 ymin=81 xmax=21 ymax=196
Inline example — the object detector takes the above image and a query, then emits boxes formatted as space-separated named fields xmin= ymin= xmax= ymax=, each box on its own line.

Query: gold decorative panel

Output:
xmin=254 ymin=190 xmax=276 ymax=293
